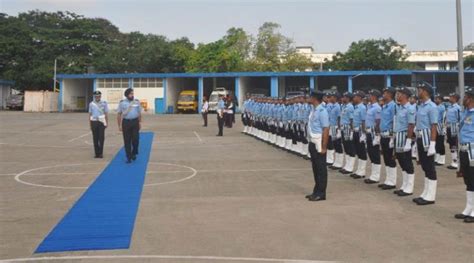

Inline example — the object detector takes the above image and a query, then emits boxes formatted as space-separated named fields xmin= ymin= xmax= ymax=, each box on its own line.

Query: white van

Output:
xmin=208 ymin=88 xmax=229 ymax=112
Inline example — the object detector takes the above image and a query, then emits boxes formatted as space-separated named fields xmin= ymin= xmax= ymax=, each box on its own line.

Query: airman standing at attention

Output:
xmin=351 ymin=90 xmax=368 ymax=179
xmin=364 ymin=89 xmax=382 ymax=184
xmin=339 ymin=92 xmax=356 ymax=175
xmin=446 ymin=93 xmax=462 ymax=169
xmin=434 ymin=93 xmax=446 ymax=166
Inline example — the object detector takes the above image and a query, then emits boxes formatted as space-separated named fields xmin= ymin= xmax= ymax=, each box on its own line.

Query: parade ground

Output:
xmin=0 ymin=112 xmax=473 ymax=263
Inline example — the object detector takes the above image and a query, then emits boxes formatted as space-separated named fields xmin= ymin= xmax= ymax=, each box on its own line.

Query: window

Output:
xmin=97 ymin=78 xmax=129 ymax=89
xmin=133 ymin=78 xmax=163 ymax=88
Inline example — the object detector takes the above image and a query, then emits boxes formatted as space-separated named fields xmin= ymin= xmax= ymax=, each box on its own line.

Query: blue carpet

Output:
xmin=35 ymin=132 xmax=154 ymax=253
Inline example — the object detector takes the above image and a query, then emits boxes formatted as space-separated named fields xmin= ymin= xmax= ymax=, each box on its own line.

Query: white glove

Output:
xmin=336 ymin=129 xmax=342 ymax=139
xmin=427 ymin=141 xmax=436 ymax=156
xmin=404 ymin=138 xmax=412 ymax=152
xmin=349 ymin=131 xmax=354 ymax=140
xmin=360 ymin=133 xmax=366 ymax=143
xmin=372 ymin=135 xmax=380 ymax=146
xmin=389 ymin=137 xmax=394 ymax=149
xmin=442 ymin=127 xmax=447 ymax=135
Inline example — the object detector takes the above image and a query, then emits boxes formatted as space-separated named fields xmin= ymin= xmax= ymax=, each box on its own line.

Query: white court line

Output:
xmin=193 ymin=131 xmax=203 ymax=142
xmin=0 ymin=254 xmax=334 ymax=263
xmin=68 ymin=132 xmax=90 ymax=142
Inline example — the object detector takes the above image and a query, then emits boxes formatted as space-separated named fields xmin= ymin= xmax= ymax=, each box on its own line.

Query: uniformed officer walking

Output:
xmin=117 ymin=88 xmax=142 ymax=163
xmin=306 ymin=91 xmax=330 ymax=201
xmin=351 ymin=90 xmax=368 ymax=179
xmin=455 ymin=87 xmax=474 ymax=223
xmin=446 ymin=93 xmax=462 ymax=169
xmin=413 ymin=84 xmax=439 ymax=205
xmin=89 ymin=91 xmax=108 ymax=158
xmin=434 ymin=93 xmax=446 ymax=166
xmin=392 ymin=87 xmax=416 ymax=195
xmin=364 ymin=89 xmax=382 ymax=184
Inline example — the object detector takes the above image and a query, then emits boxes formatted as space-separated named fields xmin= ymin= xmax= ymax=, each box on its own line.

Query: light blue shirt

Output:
xmin=309 ymin=103 xmax=329 ymax=134
xmin=394 ymin=102 xmax=416 ymax=132
xmin=341 ymin=103 xmax=354 ymax=126
xmin=437 ymin=104 xmax=445 ymax=125
xmin=329 ymin=103 xmax=341 ymax=126
xmin=446 ymin=103 xmax=461 ymax=124
xmin=88 ymin=100 xmax=109 ymax=120
xmin=381 ymin=100 xmax=396 ymax=132
xmin=416 ymin=99 xmax=438 ymax=131
xmin=353 ymin=102 xmax=367 ymax=128
xmin=117 ymin=99 xmax=141 ymax=120
xmin=217 ymin=99 xmax=225 ymax=110
xmin=460 ymin=108 xmax=474 ymax=144
xmin=366 ymin=102 xmax=381 ymax=129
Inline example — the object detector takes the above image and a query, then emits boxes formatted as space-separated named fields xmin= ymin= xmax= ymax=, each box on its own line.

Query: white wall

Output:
xmin=63 ymin=79 xmax=91 ymax=111
xmin=425 ymin=63 xmax=440 ymax=71
xmin=97 ymin=87 xmax=163 ymax=114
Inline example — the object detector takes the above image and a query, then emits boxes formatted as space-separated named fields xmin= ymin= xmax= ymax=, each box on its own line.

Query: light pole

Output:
xmin=456 ymin=0 xmax=465 ymax=99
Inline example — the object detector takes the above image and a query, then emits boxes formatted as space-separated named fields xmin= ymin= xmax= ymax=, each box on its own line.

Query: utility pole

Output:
xmin=456 ymin=0 xmax=465 ymax=99
xmin=53 ymin=59 xmax=57 ymax=92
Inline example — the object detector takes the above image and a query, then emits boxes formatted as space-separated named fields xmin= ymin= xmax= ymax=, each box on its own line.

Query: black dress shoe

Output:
xmin=464 ymin=216 xmax=474 ymax=223
xmin=435 ymin=162 xmax=443 ymax=166
xmin=340 ymin=169 xmax=352 ymax=175
xmin=454 ymin=214 xmax=469 ymax=219
xmin=308 ymin=195 xmax=326 ymax=201
xmin=397 ymin=191 xmax=413 ymax=197
xmin=393 ymin=189 xmax=403 ymax=195
xmin=305 ymin=194 xmax=314 ymax=199
xmin=131 ymin=155 xmax=136 ymax=161
xmin=412 ymin=197 xmax=423 ymax=203
xmin=126 ymin=159 xmax=132 ymax=164
xmin=353 ymin=175 xmax=365 ymax=179
xmin=94 ymin=155 xmax=99 ymax=158
xmin=416 ymin=198 xmax=435 ymax=205
xmin=378 ymin=183 xmax=385 ymax=188
xmin=98 ymin=154 xmax=103 ymax=158
xmin=326 ymin=162 xmax=334 ymax=166
xmin=447 ymin=165 xmax=457 ymax=170
xmin=364 ymin=179 xmax=378 ymax=184
xmin=349 ymin=173 xmax=356 ymax=178
xmin=381 ymin=184 xmax=396 ymax=190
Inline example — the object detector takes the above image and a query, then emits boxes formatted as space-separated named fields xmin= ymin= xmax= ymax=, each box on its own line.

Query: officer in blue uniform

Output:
xmin=328 ymin=91 xmax=344 ymax=170
xmin=88 ymin=91 xmax=109 ymax=158
xmin=351 ymin=90 xmax=368 ymax=179
xmin=306 ymin=91 xmax=330 ymax=201
xmin=216 ymin=94 xmax=225 ymax=136
xmin=340 ymin=92 xmax=356 ymax=174
xmin=454 ymin=87 xmax=474 ymax=223
xmin=364 ymin=89 xmax=382 ymax=184
xmin=434 ymin=93 xmax=446 ymax=166
xmin=377 ymin=87 xmax=398 ymax=188
xmin=392 ymin=87 xmax=416 ymax=195
xmin=117 ymin=88 xmax=142 ymax=163
xmin=413 ymin=84 xmax=439 ymax=206
xmin=446 ymin=93 xmax=462 ymax=169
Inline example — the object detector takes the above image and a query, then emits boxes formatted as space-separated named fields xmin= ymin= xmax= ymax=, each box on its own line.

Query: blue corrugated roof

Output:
xmin=0 ymin=80 xmax=15 ymax=85
xmin=56 ymin=70 xmax=414 ymax=79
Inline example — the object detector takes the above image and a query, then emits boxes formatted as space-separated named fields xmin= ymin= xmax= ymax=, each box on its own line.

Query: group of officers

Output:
xmin=241 ymin=85 xmax=474 ymax=223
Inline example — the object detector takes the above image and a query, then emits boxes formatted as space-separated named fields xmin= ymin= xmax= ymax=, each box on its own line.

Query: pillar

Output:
xmin=163 ymin=78 xmax=167 ymax=113
xmin=310 ymin=76 xmax=315 ymax=91
xmin=271 ymin=76 xmax=278 ymax=97
xmin=386 ymin=75 xmax=392 ymax=88
xmin=58 ymin=79 xmax=63 ymax=112
xmin=198 ymin=77 xmax=204 ymax=113
xmin=235 ymin=77 xmax=240 ymax=112
xmin=348 ymin=76 xmax=353 ymax=93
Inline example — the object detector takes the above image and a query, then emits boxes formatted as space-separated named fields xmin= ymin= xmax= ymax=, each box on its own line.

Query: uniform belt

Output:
xmin=123 ymin=118 xmax=138 ymax=121
xmin=460 ymin=144 xmax=470 ymax=152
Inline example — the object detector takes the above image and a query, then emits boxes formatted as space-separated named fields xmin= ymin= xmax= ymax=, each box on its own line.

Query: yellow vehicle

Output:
xmin=177 ymin=90 xmax=198 ymax=113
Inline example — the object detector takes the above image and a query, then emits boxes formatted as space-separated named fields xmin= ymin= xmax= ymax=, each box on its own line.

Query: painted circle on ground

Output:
xmin=14 ymin=162 xmax=197 ymax=189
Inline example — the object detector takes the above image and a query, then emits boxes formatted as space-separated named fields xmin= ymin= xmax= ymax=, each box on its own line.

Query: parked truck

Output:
xmin=176 ymin=90 xmax=198 ymax=113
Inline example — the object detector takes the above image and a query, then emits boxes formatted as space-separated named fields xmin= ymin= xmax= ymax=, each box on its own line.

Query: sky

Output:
xmin=1 ymin=0 xmax=473 ymax=52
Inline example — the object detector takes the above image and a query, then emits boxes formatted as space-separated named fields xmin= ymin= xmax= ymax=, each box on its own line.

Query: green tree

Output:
xmin=325 ymin=38 xmax=408 ymax=71
xmin=465 ymin=55 xmax=474 ymax=69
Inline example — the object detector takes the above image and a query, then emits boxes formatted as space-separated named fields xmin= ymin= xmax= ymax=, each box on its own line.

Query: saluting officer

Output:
xmin=392 ymin=87 xmax=416 ymax=195
xmin=89 ymin=91 xmax=108 ymax=158
xmin=434 ymin=93 xmax=446 ymax=166
xmin=117 ymin=88 xmax=142 ymax=163
xmin=351 ymin=90 xmax=368 ymax=179
xmin=364 ymin=89 xmax=382 ymax=184
xmin=340 ymin=92 xmax=356 ymax=175
xmin=454 ymin=87 xmax=474 ymax=223
xmin=413 ymin=84 xmax=439 ymax=206
xmin=377 ymin=87 xmax=398 ymax=188
xmin=306 ymin=91 xmax=330 ymax=202
xmin=446 ymin=93 xmax=462 ymax=169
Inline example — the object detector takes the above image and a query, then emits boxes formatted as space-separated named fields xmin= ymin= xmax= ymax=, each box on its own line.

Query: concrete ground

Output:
xmin=0 ymin=111 xmax=472 ymax=263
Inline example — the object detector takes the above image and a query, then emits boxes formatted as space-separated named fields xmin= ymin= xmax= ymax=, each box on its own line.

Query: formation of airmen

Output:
xmin=241 ymin=85 xmax=474 ymax=223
